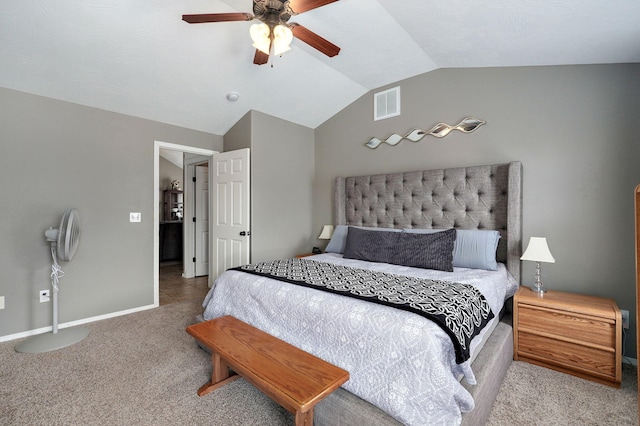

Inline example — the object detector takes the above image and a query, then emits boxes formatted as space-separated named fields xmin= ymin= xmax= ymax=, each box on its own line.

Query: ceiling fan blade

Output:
xmin=290 ymin=24 xmax=340 ymax=57
xmin=253 ymin=49 xmax=269 ymax=65
xmin=182 ymin=13 xmax=253 ymax=24
xmin=288 ymin=0 xmax=338 ymax=14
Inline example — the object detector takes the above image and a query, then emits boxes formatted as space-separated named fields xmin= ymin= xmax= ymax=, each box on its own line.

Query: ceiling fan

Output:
xmin=182 ymin=0 xmax=340 ymax=65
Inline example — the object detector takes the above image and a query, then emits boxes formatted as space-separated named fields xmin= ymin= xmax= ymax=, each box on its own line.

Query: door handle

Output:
xmin=239 ymin=231 xmax=251 ymax=236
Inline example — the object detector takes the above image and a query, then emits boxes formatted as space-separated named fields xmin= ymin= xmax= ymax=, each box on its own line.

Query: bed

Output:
xmin=199 ymin=161 xmax=523 ymax=425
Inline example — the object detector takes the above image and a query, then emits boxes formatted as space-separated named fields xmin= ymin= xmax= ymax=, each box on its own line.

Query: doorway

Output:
xmin=154 ymin=141 xmax=217 ymax=307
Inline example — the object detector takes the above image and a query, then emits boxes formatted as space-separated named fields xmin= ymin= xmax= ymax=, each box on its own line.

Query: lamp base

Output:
xmin=530 ymin=285 xmax=547 ymax=294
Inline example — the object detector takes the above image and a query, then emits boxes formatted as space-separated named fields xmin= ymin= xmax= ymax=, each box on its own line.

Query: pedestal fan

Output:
xmin=15 ymin=208 xmax=89 ymax=353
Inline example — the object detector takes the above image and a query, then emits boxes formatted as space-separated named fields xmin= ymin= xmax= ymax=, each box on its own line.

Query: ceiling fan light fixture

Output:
xmin=250 ymin=22 xmax=271 ymax=54
xmin=183 ymin=0 xmax=341 ymax=65
xmin=273 ymin=24 xmax=293 ymax=55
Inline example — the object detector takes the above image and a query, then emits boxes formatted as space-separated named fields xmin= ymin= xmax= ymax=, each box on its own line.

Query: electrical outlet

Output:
xmin=129 ymin=212 xmax=141 ymax=222
xmin=39 ymin=290 xmax=50 ymax=303
xmin=621 ymin=309 xmax=630 ymax=329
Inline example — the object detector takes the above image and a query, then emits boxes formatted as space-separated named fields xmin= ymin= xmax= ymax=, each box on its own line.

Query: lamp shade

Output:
xmin=272 ymin=24 xmax=293 ymax=55
xmin=250 ymin=23 xmax=271 ymax=54
xmin=520 ymin=237 xmax=555 ymax=263
xmin=318 ymin=225 xmax=334 ymax=240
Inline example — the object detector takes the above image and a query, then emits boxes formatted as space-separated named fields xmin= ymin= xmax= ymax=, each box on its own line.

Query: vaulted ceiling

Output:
xmin=1 ymin=1 xmax=639 ymax=135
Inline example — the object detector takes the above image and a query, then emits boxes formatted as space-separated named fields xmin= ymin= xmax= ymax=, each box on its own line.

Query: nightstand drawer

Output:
xmin=518 ymin=331 xmax=617 ymax=378
xmin=518 ymin=304 xmax=616 ymax=349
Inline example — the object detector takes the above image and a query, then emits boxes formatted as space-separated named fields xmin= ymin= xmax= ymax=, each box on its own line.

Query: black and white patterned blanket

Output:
xmin=232 ymin=258 xmax=494 ymax=363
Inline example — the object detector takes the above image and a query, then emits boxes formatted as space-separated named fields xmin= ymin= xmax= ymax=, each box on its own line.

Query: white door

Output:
xmin=194 ymin=165 xmax=209 ymax=276
xmin=211 ymin=148 xmax=250 ymax=279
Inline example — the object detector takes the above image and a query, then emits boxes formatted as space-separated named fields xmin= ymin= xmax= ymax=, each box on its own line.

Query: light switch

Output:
xmin=0 ymin=296 xmax=5 ymax=310
xmin=129 ymin=212 xmax=141 ymax=222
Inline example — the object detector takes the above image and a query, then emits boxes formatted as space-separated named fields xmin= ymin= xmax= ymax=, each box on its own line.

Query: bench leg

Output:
xmin=197 ymin=352 xmax=240 ymax=397
xmin=295 ymin=408 xmax=313 ymax=426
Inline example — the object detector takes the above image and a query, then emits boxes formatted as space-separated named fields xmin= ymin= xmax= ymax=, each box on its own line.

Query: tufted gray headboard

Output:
xmin=334 ymin=162 xmax=523 ymax=283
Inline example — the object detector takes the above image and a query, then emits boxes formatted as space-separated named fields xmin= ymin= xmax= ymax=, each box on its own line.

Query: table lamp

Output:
xmin=520 ymin=237 xmax=555 ymax=294
xmin=318 ymin=225 xmax=334 ymax=240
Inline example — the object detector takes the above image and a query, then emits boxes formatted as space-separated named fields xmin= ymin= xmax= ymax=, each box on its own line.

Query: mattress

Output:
xmin=201 ymin=253 xmax=518 ymax=425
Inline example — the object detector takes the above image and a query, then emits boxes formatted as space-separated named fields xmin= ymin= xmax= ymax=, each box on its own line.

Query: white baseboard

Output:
xmin=0 ymin=303 xmax=157 ymax=343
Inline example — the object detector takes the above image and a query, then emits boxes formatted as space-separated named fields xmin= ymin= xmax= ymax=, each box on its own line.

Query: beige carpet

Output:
xmin=487 ymin=360 xmax=637 ymax=426
xmin=1 ymin=299 xmax=637 ymax=425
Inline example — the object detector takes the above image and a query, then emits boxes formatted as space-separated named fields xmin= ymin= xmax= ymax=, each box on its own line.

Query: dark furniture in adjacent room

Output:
xmin=160 ymin=221 xmax=183 ymax=263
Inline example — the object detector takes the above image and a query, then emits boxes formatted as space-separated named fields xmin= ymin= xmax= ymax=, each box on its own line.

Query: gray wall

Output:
xmin=0 ymin=87 xmax=222 ymax=338
xmin=224 ymin=112 xmax=251 ymax=151
xmin=225 ymin=110 xmax=315 ymax=262
xmin=4 ymin=64 xmax=639 ymax=360
xmin=314 ymin=64 xmax=640 ymax=358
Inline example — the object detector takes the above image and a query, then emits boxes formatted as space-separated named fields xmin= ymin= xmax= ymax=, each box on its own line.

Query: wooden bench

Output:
xmin=186 ymin=315 xmax=349 ymax=426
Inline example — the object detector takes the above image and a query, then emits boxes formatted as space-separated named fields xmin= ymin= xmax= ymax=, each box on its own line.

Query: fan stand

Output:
xmin=14 ymin=327 xmax=89 ymax=354
xmin=15 ymin=243 xmax=89 ymax=354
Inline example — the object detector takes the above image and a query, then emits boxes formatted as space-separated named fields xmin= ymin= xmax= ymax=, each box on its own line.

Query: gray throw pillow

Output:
xmin=343 ymin=227 xmax=456 ymax=272
xmin=392 ymin=229 xmax=455 ymax=272
xmin=326 ymin=225 xmax=401 ymax=253
xmin=343 ymin=227 xmax=400 ymax=264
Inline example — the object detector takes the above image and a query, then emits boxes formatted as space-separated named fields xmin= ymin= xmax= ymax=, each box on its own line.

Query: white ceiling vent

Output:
xmin=374 ymin=86 xmax=401 ymax=121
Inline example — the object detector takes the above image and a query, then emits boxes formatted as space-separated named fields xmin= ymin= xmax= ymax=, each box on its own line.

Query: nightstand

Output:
xmin=295 ymin=253 xmax=315 ymax=258
xmin=513 ymin=286 xmax=622 ymax=388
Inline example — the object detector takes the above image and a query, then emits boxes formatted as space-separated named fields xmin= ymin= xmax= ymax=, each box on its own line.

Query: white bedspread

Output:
xmin=202 ymin=253 xmax=518 ymax=425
